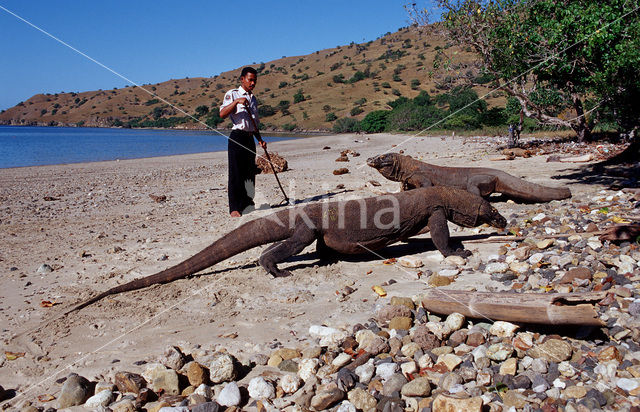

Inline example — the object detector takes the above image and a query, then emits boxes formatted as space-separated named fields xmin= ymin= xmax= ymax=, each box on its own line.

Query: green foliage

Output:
xmin=205 ymin=111 xmax=223 ymax=128
xmin=348 ymin=71 xmax=367 ymax=83
xmin=350 ymin=107 xmax=364 ymax=116
xmin=360 ymin=110 xmax=390 ymax=133
xmin=332 ymin=74 xmax=345 ymax=84
xmin=195 ymin=105 xmax=209 ymax=117
xmin=278 ymin=81 xmax=288 ymax=89
xmin=282 ymin=123 xmax=297 ymax=131
xmin=293 ymin=89 xmax=305 ymax=104
xmin=258 ymin=105 xmax=276 ymax=117
xmin=332 ymin=117 xmax=361 ymax=133
xmin=145 ymin=98 xmax=160 ymax=106
xmin=410 ymin=79 xmax=421 ymax=90
xmin=437 ymin=0 xmax=640 ymax=137
xmin=325 ymin=112 xmax=338 ymax=122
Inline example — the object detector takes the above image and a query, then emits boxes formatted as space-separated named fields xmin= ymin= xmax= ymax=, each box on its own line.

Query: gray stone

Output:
xmin=401 ymin=376 xmax=431 ymax=397
xmin=191 ymin=402 xmax=221 ymax=412
xmin=382 ymin=373 xmax=407 ymax=396
xmin=439 ymin=372 xmax=463 ymax=392
xmin=57 ymin=373 xmax=91 ymax=409
xmin=310 ymin=387 xmax=344 ymax=410
xmin=486 ymin=343 xmax=514 ymax=361
xmin=84 ymin=390 xmax=113 ymax=408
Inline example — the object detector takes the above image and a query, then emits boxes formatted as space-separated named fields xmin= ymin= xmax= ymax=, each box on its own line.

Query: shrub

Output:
xmin=350 ymin=107 xmax=364 ymax=116
xmin=332 ymin=117 xmax=361 ymax=133
xmin=195 ymin=105 xmax=209 ymax=117
xmin=258 ymin=105 xmax=276 ymax=117
xmin=325 ymin=112 xmax=338 ymax=122
xmin=278 ymin=81 xmax=288 ymax=89
xmin=360 ymin=110 xmax=390 ymax=133
xmin=293 ymin=89 xmax=305 ymax=103
xmin=282 ymin=123 xmax=297 ymax=131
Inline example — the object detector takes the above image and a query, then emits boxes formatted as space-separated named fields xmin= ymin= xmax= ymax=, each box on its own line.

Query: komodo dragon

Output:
xmin=368 ymin=153 xmax=571 ymax=203
xmin=60 ymin=187 xmax=506 ymax=314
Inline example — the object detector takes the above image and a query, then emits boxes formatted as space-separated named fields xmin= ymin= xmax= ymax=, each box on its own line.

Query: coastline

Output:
xmin=0 ymin=132 xmax=599 ymax=394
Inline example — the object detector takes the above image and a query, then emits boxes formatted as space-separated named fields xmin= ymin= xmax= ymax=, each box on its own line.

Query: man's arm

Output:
xmin=220 ymin=97 xmax=249 ymax=119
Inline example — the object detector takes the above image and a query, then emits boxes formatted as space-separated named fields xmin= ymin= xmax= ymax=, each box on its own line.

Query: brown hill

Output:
xmin=0 ymin=26 xmax=501 ymax=131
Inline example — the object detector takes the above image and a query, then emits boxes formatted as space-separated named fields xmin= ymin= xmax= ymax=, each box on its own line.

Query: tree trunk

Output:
xmin=571 ymin=94 xmax=591 ymax=142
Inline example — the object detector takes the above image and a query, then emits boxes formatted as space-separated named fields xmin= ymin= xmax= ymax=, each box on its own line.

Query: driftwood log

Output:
xmin=420 ymin=289 xmax=605 ymax=326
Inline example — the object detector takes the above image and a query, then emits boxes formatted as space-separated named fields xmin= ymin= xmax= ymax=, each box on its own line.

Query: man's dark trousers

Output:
xmin=228 ymin=130 xmax=256 ymax=213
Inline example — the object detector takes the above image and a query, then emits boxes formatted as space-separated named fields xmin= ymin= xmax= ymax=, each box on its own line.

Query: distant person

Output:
xmin=219 ymin=67 xmax=266 ymax=217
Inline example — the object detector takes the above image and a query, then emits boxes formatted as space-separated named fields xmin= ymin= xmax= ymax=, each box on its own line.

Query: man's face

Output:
xmin=241 ymin=72 xmax=257 ymax=93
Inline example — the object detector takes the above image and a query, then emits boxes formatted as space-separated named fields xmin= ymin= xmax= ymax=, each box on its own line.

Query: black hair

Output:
xmin=240 ymin=67 xmax=257 ymax=78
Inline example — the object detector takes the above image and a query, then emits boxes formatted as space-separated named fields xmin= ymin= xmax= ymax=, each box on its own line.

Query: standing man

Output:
xmin=220 ymin=67 xmax=267 ymax=217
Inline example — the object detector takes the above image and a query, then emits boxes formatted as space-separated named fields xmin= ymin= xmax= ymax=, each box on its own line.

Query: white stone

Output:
xmin=298 ymin=358 xmax=320 ymax=381
xmin=194 ymin=383 xmax=213 ymax=399
xmin=529 ymin=253 xmax=544 ymax=265
xmin=398 ymin=256 xmax=423 ymax=268
xmin=336 ymin=400 xmax=357 ymax=412
xmin=280 ymin=374 xmax=302 ymax=394
xmin=84 ymin=390 xmax=113 ymax=408
xmin=617 ymin=378 xmax=640 ymax=392
xmin=471 ymin=346 xmax=487 ymax=362
xmin=417 ymin=354 xmax=433 ymax=369
xmin=439 ymin=269 xmax=460 ymax=277
xmin=332 ymin=353 xmax=352 ymax=369
xmin=532 ymin=213 xmax=546 ymax=221
xmin=248 ymin=376 xmax=275 ymax=400
xmin=558 ymin=361 xmax=576 ymax=378
xmin=158 ymin=408 xmax=188 ymax=412
xmin=490 ymin=321 xmax=519 ymax=338
xmin=401 ymin=361 xmax=417 ymax=377
xmin=444 ymin=313 xmax=466 ymax=333
xmin=376 ymin=362 xmax=398 ymax=381
xmin=308 ymin=325 xmax=347 ymax=347
xmin=208 ymin=353 xmax=236 ymax=384
xmin=426 ymin=321 xmax=446 ymax=339
xmin=424 ymin=251 xmax=444 ymax=263
xmin=355 ymin=359 xmax=375 ymax=384
xmin=485 ymin=262 xmax=509 ymax=273
xmin=553 ymin=378 xmax=566 ymax=389
xmin=217 ymin=382 xmax=241 ymax=407
xmin=444 ymin=255 xmax=466 ymax=266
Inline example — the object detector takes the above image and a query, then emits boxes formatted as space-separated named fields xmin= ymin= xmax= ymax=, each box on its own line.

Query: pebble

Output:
xmin=57 ymin=373 xmax=91 ymax=409
xmin=217 ymin=382 xmax=241 ymax=407
xmin=486 ymin=343 xmax=514 ymax=361
xmin=247 ymin=376 xmax=275 ymax=400
xmin=84 ymin=389 xmax=113 ymax=408
xmin=347 ymin=388 xmax=377 ymax=410
xmin=280 ymin=374 xmax=301 ymax=394
xmin=489 ymin=321 xmax=519 ymax=337
xmin=208 ymin=353 xmax=236 ymax=383
xmin=528 ymin=339 xmax=572 ymax=362
xmin=401 ymin=376 xmax=431 ymax=396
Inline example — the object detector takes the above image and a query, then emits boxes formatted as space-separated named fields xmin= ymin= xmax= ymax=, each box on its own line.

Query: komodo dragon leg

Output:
xmin=428 ymin=208 xmax=472 ymax=257
xmin=466 ymin=175 xmax=498 ymax=197
xmin=402 ymin=175 xmax=432 ymax=190
xmin=258 ymin=223 xmax=317 ymax=277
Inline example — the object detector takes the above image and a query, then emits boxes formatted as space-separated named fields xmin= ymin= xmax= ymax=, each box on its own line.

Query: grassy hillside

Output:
xmin=0 ymin=26 xmax=502 ymax=131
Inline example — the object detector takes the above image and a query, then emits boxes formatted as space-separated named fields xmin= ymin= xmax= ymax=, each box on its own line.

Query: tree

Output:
xmin=361 ymin=110 xmax=390 ymax=133
xmin=410 ymin=0 xmax=640 ymax=140
xmin=195 ymin=105 xmax=209 ymax=117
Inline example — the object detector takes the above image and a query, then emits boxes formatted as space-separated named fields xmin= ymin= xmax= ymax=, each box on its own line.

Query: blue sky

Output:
xmin=0 ymin=1 xmax=437 ymax=110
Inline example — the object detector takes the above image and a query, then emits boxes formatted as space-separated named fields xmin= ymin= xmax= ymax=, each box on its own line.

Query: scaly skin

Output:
xmin=61 ymin=186 xmax=506 ymax=314
xmin=368 ymin=153 xmax=571 ymax=203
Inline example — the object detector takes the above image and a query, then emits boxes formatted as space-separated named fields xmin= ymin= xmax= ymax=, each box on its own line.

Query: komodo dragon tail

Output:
xmin=494 ymin=171 xmax=571 ymax=203
xmin=68 ymin=212 xmax=293 ymax=314
xmin=10 ymin=213 xmax=294 ymax=344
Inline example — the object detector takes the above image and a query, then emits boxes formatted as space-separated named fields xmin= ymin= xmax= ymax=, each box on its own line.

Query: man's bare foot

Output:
xmin=230 ymin=211 xmax=242 ymax=217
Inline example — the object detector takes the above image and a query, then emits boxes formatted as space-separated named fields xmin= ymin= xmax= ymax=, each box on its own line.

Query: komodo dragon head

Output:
xmin=367 ymin=153 xmax=404 ymax=180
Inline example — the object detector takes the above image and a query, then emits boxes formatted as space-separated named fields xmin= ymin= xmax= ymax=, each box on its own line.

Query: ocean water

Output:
xmin=0 ymin=126 xmax=300 ymax=169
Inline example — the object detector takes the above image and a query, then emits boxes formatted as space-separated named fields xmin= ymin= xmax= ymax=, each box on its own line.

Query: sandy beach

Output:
xmin=0 ymin=132 xmax=602 ymax=400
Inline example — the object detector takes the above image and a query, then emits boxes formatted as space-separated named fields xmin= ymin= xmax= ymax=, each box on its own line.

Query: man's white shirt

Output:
xmin=220 ymin=86 xmax=259 ymax=132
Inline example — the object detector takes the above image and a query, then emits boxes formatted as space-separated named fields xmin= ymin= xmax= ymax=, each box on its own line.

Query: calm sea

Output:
xmin=0 ymin=125 xmax=301 ymax=169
